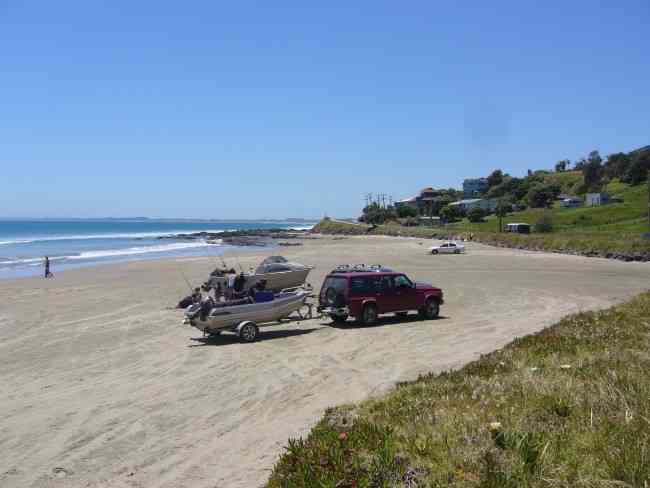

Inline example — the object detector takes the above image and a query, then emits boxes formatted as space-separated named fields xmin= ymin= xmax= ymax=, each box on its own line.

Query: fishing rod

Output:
xmin=180 ymin=270 xmax=193 ymax=293
xmin=175 ymin=264 xmax=194 ymax=293
xmin=235 ymin=256 xmax=244 ymax=273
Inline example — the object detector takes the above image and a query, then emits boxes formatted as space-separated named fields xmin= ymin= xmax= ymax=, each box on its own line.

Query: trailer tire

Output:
xmin=238 ymin=322 xmax=259 ymax=343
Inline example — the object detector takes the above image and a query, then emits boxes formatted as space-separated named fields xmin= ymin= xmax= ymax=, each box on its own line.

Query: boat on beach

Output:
xmin=208 ymin=256 xmax=313 ymax=292
xmin=184 ymin=290 xmax=309 ymax=342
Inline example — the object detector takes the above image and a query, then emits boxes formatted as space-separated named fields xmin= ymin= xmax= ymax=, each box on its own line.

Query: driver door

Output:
xmin=393 ymin=274 xmax=418 ymax=310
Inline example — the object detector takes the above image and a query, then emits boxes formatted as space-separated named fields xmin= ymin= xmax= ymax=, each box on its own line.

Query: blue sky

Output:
xmin=1 ymin=1 xmax=649 ymax=219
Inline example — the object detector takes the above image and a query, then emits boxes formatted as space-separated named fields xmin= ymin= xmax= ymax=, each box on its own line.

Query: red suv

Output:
xmin=317 ymin=267 xmax=444 ymax=325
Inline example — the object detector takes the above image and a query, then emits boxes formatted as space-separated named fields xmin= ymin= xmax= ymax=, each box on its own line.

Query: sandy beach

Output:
xmin=1 ymin=235 xmax=649 ymax=488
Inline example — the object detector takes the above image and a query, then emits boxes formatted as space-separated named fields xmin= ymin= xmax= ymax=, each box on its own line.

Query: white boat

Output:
xmin=184 ymin=290 xmax=308 ymax=342
xmin=208 ymin=256 xmax=313 ymax=293
xmin=249 ymin=256 xmax=313 ymax=291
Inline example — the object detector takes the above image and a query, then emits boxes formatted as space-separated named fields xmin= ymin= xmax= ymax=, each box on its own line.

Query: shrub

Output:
xmin=467 ymin=207 xmax=487 ymax=223
xmin=396 ymin=205 xmax=417 ymax=218
xmin=440 ymin=205 xmax=460 ymax=223
xmin=534 ymin=213 xmax=554 ymax=233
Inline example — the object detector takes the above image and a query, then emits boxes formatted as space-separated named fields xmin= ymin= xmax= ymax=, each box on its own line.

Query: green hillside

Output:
xmin=450 ymin=179 xmax=649 ymax=237
xmin=540 ymin=170 xmax=584 ymax=195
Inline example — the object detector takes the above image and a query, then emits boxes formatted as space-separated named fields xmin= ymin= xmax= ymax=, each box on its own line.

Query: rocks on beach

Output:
xmin=158 ymin=228 xmax=309 ymax=247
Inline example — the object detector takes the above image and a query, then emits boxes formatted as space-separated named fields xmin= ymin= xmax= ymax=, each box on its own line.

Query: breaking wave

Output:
xmin=0 ymin=230 xmax=230 ymax=246
xmin=0 ymin=241 xmax=218 ymax=267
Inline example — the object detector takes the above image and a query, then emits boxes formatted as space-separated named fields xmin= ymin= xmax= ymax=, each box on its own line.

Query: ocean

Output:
xmin=0 ymin=219 xmax=315 ymax=280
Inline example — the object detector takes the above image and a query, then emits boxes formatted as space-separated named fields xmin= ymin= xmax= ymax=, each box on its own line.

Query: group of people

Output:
xmin=177 ymin=268 xmax=270 ymax=310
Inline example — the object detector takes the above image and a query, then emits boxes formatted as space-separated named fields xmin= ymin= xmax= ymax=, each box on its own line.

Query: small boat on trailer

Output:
xmin=184 ymin=290 xmax=309 ymax=342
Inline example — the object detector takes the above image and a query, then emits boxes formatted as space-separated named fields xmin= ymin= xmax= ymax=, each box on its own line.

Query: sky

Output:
xmin=1 ymin=1 xmax=649 ymax=219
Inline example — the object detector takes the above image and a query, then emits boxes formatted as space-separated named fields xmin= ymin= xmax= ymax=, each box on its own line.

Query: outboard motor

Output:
xmin=185 ymin=303 xmax=202 ymax=323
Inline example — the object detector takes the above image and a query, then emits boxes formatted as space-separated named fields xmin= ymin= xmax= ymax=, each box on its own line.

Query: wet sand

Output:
xmin=1 ymin=236 xmax=648 ymax=487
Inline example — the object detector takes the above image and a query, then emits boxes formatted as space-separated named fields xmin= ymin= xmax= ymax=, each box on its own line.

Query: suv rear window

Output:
xmin=321 ymin=276 xmax=347 ymax=296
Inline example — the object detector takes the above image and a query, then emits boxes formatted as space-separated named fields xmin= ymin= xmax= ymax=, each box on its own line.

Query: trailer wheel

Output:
xmin=238 ymin=322 xmax=259 ymax=343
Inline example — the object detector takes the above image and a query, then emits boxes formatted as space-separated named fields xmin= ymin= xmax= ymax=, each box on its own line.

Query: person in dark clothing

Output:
xmin=234 ymin=272 xmax=247 ymax=293
xmin=247 ymin=279 xmax=268 ymax=300
xmin=178 ymin=287 xmax=201 ymax=309
xmin=192 ymin=287 xmax=202 ymax=303
xmin=44 ymin=256 xmax=53 ymax=278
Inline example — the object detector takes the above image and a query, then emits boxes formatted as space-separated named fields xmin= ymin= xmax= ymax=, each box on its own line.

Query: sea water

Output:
xmin=0 ymin=219 xmax=315 ymax=279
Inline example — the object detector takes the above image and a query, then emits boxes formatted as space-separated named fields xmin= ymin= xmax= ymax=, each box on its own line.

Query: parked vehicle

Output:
xmin=429 ymin=241 xmax=465 ymax=254
xmin=505 ymin=223 xmax=531 ymax=234
xmin=317 ymin=266 xmax=444 ymax=325
xmin=184 ymin=290 xmax=309 ymax=342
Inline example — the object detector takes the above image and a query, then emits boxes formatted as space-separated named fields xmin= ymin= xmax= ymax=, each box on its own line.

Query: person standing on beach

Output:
xmin=44 ymin=256 xmax=53 ymax=278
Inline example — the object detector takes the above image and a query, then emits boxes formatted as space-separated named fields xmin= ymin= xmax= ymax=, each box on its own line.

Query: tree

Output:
xmin=555 ymin=159 xmax=570 ymax=172
xmin=604 ymin=152 xmax=631 ymax=179
xmin=487 ymin=169 xmax=504 ymax=189
xmin=573 ymin=158 xmax=587 ymax=171
xmin=623 ymin=152 xmax=650 ymax=185
xmin=582 ymin=150 xmax=604 ymax=191
xmin=396 ymin=205 xmax=417 ymax=218
xmin=467 ymin=207 xmax=486 ymax=223
xmin=527 ymin=183 xmax=561 ymax=208
xmin=359 ymin=203 xmax=396 ymax=225
xmin=439 ymin=205 xmax=460 ymax=223
xmin=534 ymin=213 xmax=554 ymax=233
xmin=495 ymin=199 xmax=511 ymax=232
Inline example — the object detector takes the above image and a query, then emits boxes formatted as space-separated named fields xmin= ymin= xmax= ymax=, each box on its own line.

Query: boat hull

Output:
xmin=187 ymin=291 xmax=307 ymax=333
xmin=208 ymin=268 xmax=312 ymax=293
xmin=249 ymin=268 xmax=312 ymax=292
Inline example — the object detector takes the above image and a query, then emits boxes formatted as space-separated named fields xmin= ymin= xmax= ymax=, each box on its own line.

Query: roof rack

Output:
xmin=330 ymin=264 xmax=393 ymax=274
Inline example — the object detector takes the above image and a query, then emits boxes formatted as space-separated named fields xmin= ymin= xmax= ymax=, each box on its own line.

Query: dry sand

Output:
xmin=1 ymin=236 xmax=649 ymax=487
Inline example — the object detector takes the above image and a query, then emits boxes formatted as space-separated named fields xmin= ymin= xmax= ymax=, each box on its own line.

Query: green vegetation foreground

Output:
xmin=268 ymin=292 xmax=650 ymax=487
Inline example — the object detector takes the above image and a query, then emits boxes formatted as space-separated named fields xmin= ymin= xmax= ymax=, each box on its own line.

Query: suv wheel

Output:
xmin=419 ymin=298 xmax=440 ymax=320
xmin=360 ymin=303 xmax=378 ymax=326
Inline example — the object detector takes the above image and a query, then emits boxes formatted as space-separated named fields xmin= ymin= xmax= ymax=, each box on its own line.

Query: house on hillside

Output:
xmin=585 ymin=193 xmax=610 ymax=207
xmin=462 ymin=178 xmax=489 ymax=198
xmin=395 ymin=188 xmax=438 ymax=214
xmin=449 ymin=198 xmax=499 ymax=213
xmin=395 ymin=195 xmax=418 ymax=211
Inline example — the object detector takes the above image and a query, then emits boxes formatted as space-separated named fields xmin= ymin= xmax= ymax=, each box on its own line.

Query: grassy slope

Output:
xmin=449 ymin=179 xmax=648 ymax=235
xmin=268 ymin=292 xmax=650 ymax=487
xmin=313 ymin=180 xmax=650 ymax=255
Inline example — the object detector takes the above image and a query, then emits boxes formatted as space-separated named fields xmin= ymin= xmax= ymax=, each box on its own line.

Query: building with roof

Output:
xmin=395 ymin=187 xmax=438 ymax=214
xmin=448 ymin=198 xmax=499 ymax=213
xmin=585 ymin=193 xmax=610 ymax=207
xmin=462 ymin=178 xmax=489 ymax=198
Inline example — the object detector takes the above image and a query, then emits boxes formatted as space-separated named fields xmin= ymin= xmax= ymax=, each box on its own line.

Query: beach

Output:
xmin=1 ymin=235 xmax=649 ymax=488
